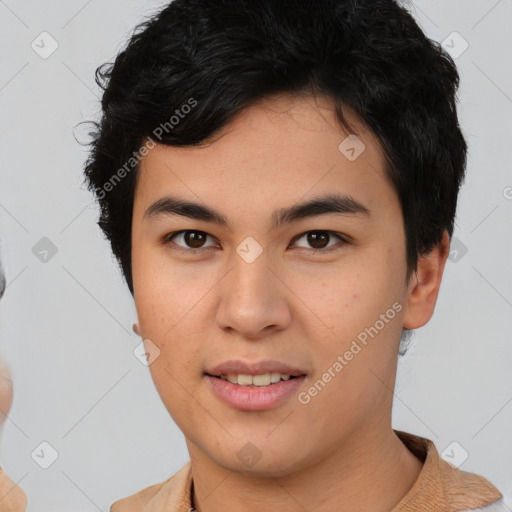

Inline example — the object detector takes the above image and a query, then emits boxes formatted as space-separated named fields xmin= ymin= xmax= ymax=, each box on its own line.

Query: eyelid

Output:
xmin=162 ymin=230 xmax=219 ymax=252
xmin=290 ymin=230 xmax=348 ymax=252
xmin=163 ymin=229 xmax=348 ymax=253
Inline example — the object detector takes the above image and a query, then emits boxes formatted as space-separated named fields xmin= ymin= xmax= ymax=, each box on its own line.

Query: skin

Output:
xmin=131 ymin=92 xmax=450 ymax=512
xmin=0 ymin=359 xmax=14 ymax=433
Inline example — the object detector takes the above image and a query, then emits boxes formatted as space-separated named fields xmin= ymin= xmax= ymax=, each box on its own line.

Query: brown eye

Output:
xmin=165 ymin=230 xmax=218 ymax=250
xmin=292 ymin=230 xmax=347 ymax=252
xmin=307 ymin=231 xmax=329 ymax=249
xmin=183 ymin=231 xmax=207 ymax=248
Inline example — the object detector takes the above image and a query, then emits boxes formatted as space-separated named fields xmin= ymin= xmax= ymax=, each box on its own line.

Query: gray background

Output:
xmin=0 ymin=1 xmax=511 ymax=510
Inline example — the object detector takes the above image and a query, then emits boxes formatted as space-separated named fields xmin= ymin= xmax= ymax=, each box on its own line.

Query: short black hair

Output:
xmin=84 ymin=0 xmax=467 ymax=296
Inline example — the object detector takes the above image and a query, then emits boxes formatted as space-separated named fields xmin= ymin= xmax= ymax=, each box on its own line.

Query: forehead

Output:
xmin=134 ymin=93 xmax=397 ymax=225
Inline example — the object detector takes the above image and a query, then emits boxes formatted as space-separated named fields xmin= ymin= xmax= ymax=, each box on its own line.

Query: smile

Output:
xmin=210 ymin=373 xmax=298 ymax=387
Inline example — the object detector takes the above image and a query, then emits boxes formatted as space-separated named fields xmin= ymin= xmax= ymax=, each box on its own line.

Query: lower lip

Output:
xmin=205 ymin=375 xmax=306 ymax=411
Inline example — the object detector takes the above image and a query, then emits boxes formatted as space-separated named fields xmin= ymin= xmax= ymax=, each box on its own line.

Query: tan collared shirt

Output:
xmin=109 ymin=430 xmax=506 ymax=512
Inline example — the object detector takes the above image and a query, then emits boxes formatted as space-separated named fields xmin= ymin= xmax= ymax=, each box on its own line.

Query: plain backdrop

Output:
xmin=0 ymin=1 xmax=511 ymax=510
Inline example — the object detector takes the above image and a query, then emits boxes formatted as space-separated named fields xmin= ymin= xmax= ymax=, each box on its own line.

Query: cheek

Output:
xmin=296 ymin=256 xmax=402 ymax=383
xmin=292 ymin=259 xmax=392 ymax=341
xmin=148 ymin=360 xmax=206 ymax=436
xmin=133 ymin=247 xmax=193 ymax=332
xmin=142 ymin=314 xmax=205 ymax=427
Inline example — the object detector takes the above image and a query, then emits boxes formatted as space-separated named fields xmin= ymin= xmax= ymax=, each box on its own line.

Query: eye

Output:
xmin=163 ymin=229 xmax=348 ymax=254
xmin=290 ymin=230 xmax=348 ymax=252
xmin=164 ymin=230 xmax=218 ymax=251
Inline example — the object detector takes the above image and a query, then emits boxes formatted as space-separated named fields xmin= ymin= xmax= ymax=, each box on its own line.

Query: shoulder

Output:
xmin=110 ymin=461 xmax=192 ymax=512
xmin=429 ymin=447 xmax=505 ymax=510
xmin=393 ymin=430 xmax=505 ymax=511
xmin=438 ymin=457 xmax=505 ymax=508
xmin=110 ymin=480 xmax=168 ymax=511
xmin=460 ymin=499 xmax=511 ymax=512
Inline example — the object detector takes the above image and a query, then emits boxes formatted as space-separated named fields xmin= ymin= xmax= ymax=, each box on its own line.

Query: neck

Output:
xmin=188 ymin=422 xmax=424 ymax=512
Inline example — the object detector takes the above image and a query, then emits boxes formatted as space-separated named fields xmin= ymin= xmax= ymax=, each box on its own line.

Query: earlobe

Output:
xmin=133 ymin=322 xmax=141 ymax=336
xmin=402 ymin=230 xmax=450 ymax=330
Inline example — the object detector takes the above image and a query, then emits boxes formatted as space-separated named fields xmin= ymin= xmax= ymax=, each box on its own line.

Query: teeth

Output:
xmin=219 ymin=373 xmax=295 ymax=386
xmin=226 ymin=374 xmax=238 ymax=384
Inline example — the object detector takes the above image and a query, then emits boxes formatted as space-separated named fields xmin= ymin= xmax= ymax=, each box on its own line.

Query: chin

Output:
xmin=206 ymin=439 xmax=315 ymax=479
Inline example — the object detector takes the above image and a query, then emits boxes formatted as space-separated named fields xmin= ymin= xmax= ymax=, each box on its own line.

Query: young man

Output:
xmin=84 ymin=1 xmax=506 ymax=510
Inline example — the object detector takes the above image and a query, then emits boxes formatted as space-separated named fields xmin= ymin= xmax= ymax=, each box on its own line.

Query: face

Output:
xmin=131 ymin=93 xmax=421 ymax=476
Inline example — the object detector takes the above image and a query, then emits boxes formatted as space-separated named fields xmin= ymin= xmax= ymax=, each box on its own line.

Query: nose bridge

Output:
xmin=216 ymin=245 xmax=289 ymax=336
xmin=229 ymin=246 xmax=274 ymax=308
xmin=230 ymin=232 xmax=273 ymax=291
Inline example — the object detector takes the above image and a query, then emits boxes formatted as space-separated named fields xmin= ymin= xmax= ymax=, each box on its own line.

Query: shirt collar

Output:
xmin=392 ymin=429 xmax=502 ymax=511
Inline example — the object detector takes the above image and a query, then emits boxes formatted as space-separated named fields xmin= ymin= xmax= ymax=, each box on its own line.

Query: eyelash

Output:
xmin=162 ymin=230 xmax=349 ymax=254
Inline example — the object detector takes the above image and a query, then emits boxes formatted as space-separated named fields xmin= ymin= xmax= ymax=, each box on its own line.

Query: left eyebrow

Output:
xmin=143 ymin=193 xmax=371 ymax=230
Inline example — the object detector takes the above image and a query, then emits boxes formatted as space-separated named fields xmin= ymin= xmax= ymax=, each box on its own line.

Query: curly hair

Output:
xmin=83 ymin=0 xmax=467 ymax=296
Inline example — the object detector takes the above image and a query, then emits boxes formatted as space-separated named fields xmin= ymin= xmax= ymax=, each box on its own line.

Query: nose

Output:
xmin=215 ymin=252 xmax=291 ymax=340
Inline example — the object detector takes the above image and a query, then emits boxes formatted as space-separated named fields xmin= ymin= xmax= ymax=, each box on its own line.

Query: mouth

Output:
xmin=204 ymin=372 xmax=307 ymax=411
xmin=203 ymin=359 xmax=308 ymax=410
xmin=205 ymin=372 xmax=304 ymax=387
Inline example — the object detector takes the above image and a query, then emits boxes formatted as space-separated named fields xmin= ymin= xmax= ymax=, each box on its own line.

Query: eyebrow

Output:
xmin=143 ymin=193 xmax=371 ymax=230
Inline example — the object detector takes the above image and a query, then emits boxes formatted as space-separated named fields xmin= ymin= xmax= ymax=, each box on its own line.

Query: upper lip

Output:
xmin=205 ymin=359 xmax=307 ymax=377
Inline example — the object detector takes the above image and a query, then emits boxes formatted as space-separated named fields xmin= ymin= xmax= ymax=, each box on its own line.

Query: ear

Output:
xmin=132 ymin=322 xmax=141 ymax=336
xmin=402 ymin=230 xmax=450 ymax=330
